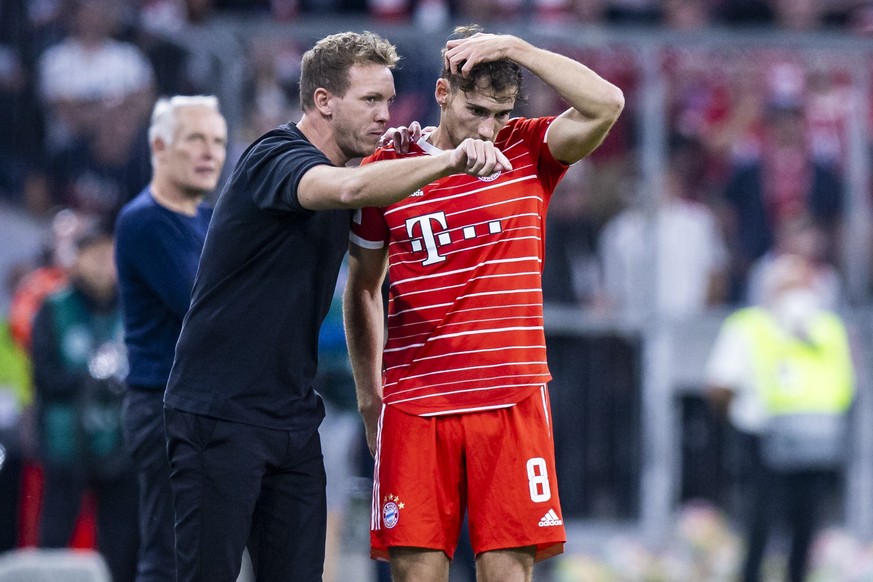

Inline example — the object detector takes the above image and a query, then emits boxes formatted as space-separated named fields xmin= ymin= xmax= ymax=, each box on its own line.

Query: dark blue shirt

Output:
xmin=115 ymin=189 xmax=212 ymax=389
xmin=164 ymin=122 xmax=351 ymax=431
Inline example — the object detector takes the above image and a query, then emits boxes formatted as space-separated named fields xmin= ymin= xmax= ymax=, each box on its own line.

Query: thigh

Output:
xmin=164 ymin=407 xmax=266 ymax=582
xmin=371 ymin=406 xmax=465 ymax=561
xmin=248 ymin=429 xmax=326 ymax=582
xmin=465 ymin=387 xmax=566 ymax=562
xmin=122 ymin=389 xmax=167 ymax=470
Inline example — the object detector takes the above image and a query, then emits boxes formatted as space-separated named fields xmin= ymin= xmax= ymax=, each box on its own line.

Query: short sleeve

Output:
xmin=350 ymin=207 xmax=388 ymax=249
xmin=240 ymin=130 xmax=332 ymax=213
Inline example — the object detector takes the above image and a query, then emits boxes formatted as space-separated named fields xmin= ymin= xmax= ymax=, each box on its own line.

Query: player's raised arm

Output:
xmin=445 ymin=32 xmax=624 ymax=165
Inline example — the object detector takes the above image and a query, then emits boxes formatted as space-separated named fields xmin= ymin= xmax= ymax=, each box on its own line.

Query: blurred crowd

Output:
xmin=2 ymin=0 xmax=871 ymax=315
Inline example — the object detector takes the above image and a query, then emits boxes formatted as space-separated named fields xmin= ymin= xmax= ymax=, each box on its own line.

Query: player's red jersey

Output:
xmin=351 ymin=117 xmax=568 ymax=415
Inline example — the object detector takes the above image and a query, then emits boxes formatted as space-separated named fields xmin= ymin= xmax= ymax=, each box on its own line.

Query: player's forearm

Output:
xmin=508 ymin=38 xmax=624 ymax=127
xmin=343 ymin=288 xmax=385 ymax=412
xmin=307 ymin=153 xmax=456 ymax=211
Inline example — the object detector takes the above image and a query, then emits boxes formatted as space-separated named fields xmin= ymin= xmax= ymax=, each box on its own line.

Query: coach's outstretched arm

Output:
xmin=444 ymin=32 xmax=624 ymax=165
xmin=297 ymin=137 xmax=511 ymax=211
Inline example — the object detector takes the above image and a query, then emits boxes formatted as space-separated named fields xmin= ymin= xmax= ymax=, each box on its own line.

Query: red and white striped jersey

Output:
xmin=351 ymin=116 xmax=568 ymax=416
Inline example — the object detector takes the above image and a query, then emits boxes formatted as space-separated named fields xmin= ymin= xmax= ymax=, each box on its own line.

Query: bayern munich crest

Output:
xmin=478 ymin=170 xmax=501 ymax=182
xmin=382 ymin=493 xmax=403 ymax=529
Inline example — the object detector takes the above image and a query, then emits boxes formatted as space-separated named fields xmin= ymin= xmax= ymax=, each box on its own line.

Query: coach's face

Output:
xmin=330 ymin=64 xmax=395 ymax=159
xmin=157 ymin=105 xmax=228 ymax=198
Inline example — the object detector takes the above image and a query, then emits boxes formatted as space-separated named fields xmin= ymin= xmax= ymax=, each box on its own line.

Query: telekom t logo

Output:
xmin=406 ymin=211 xmax=502 ymax=266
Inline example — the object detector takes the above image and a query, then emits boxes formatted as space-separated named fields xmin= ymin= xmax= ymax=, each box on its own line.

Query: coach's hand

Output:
xmin=449 ymin=138 xmax=512 ymax=177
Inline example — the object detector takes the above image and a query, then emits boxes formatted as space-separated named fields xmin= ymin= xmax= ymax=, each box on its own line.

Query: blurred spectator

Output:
xmin=604 ymin=0 xmax=660 ymax=24
xmin=36 ymin=0 xmax=154 ymax=154
xmin=0 ymin=202 xmax=51 ymax=316
xmin=43 ymin=100 xmax=152 ymax=221
xmin=717 ymin=0 xmax=774 ymax=27
xmin=237 ymin=38 xmax=303 ymax=156
xmin=0 ymin=0 xmax=45 ymax=205
xmin=769 ymin=0 xmax=825 ymax=31
xmin=705 ymin=253 xmax=855 ymax=582
xmin=746 ymin=214 xmax=843 ymax=309
xmin=139 ymin=0 xmax=243 ymax=138
xmin=542 ymin=161 xmax=605 ymax=306
xmin=598 ymin=133 xmax=728 ymax=317
xmin=8 ymin=209 xmax=93 ymax=352
xmin=661 ymin=0 xmax=715 ymax=29
xmin=0 ymin=272 xmax=32 ymax=552
xmin=722 ymin=99 xmax=843 ymax=303
xmin=31 ymin=224 xmax=138 ymax=582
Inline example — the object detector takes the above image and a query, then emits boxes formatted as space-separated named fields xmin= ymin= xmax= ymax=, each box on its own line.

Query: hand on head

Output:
xmin=444 ymin=33 xmax=513 ymax=77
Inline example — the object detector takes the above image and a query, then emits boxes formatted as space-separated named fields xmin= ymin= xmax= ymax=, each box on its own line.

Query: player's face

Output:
xmin=331 ymin=64 xmax=395 ymax=159
xmin=160 ymin=106 xmax=228 ymax=198
xmin=440 ymin=80 xmax=515 ymax=147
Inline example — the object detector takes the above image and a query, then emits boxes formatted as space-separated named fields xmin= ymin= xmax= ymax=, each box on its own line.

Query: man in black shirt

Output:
xmin=162 ymin=31 xmax=511 ymax=582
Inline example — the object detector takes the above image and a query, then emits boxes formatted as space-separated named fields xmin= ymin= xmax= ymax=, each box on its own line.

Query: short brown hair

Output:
xmin=440 ymin=25 xmax=525 ymax=103
xmin=299 ymin=31 xmax=400 ymax=111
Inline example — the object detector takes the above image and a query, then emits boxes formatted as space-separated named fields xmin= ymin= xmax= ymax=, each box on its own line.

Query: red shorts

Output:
xmin=370 ymin=386 xmax=565 ymax=562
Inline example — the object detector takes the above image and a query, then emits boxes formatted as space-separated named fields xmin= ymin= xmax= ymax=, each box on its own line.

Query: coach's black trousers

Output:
xmin=164 ymin=406 xmax=326 ymax=582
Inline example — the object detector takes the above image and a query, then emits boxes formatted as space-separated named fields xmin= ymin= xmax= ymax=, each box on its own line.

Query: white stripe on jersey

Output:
xmin=349 ymin=231 xmax=384 ymax=249
xmin=419 ymin=403 xmax=515 ymax=416
xmin=384 ymin=344 xmax=545 ymax=371
xmin=382 ymin=325 xmax=544 ymax=354
xmin=389 ymin=381 xmax=547 ymax=405
xmin=383 ymin=175 xmax=539 ymax=217
xmin=540 ymin=385 xmax=552 ymax=435
xmin=389 ymin=256 xmax=541 ymax=287
xmin=371 ymin=405 xmax=386 ymax=531
xmin=387 ymin=270 xmax=542 ymax=300
xmin=383 ymin=360 xmax=549 ymax=388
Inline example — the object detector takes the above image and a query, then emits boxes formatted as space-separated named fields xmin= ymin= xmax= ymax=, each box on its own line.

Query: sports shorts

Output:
xmin=370 ymin=385 xmax=565 ymax=561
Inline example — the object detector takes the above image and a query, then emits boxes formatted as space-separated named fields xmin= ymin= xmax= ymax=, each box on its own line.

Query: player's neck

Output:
xmin=427 ymin=126 xmax=453 ymax=151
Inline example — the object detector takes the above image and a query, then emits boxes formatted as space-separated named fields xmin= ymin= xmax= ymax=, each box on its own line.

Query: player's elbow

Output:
xmin=602 ymin=85 xmax=625 ymax=125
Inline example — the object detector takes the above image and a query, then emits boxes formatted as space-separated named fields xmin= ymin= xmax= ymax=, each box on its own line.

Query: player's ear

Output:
xmin=435 ymin=79 xmax=449 ymax=108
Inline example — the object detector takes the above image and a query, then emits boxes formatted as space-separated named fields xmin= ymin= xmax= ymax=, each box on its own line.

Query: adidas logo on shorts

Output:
xmin=538 ymin=509 xmax=563 ymax=527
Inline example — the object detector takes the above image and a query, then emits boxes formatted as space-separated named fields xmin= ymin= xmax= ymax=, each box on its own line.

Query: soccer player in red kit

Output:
xmin=344 ymin=25 xmax=624 ymax=581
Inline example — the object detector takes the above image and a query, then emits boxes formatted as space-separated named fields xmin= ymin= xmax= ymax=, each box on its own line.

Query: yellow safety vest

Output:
xmin=725 ymin=307 xmax=854 ymax=416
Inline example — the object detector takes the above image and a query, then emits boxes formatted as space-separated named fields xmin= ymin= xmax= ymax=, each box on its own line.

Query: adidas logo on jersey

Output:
xmin=538 ymin=509 xmax=563 ymax=527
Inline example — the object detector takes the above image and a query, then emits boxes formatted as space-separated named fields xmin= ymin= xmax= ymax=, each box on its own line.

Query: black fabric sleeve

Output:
xmin=243 ymin=133 xmax=332 ymax=213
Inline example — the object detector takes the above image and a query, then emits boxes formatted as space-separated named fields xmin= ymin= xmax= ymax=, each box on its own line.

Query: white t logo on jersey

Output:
xmin=406 ymin=212 xmax=451 ymax=266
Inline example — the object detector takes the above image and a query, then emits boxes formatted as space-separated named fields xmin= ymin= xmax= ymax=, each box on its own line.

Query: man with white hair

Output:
xmin=705 ymin=253 xmax=855 ymax=582
xmin=114 ymin=95 xmax=228 ymax=582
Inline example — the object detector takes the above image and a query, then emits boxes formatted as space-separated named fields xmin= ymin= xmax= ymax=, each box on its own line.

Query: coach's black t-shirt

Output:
xmin=164 ymin=123 xmax=351 ymax=430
